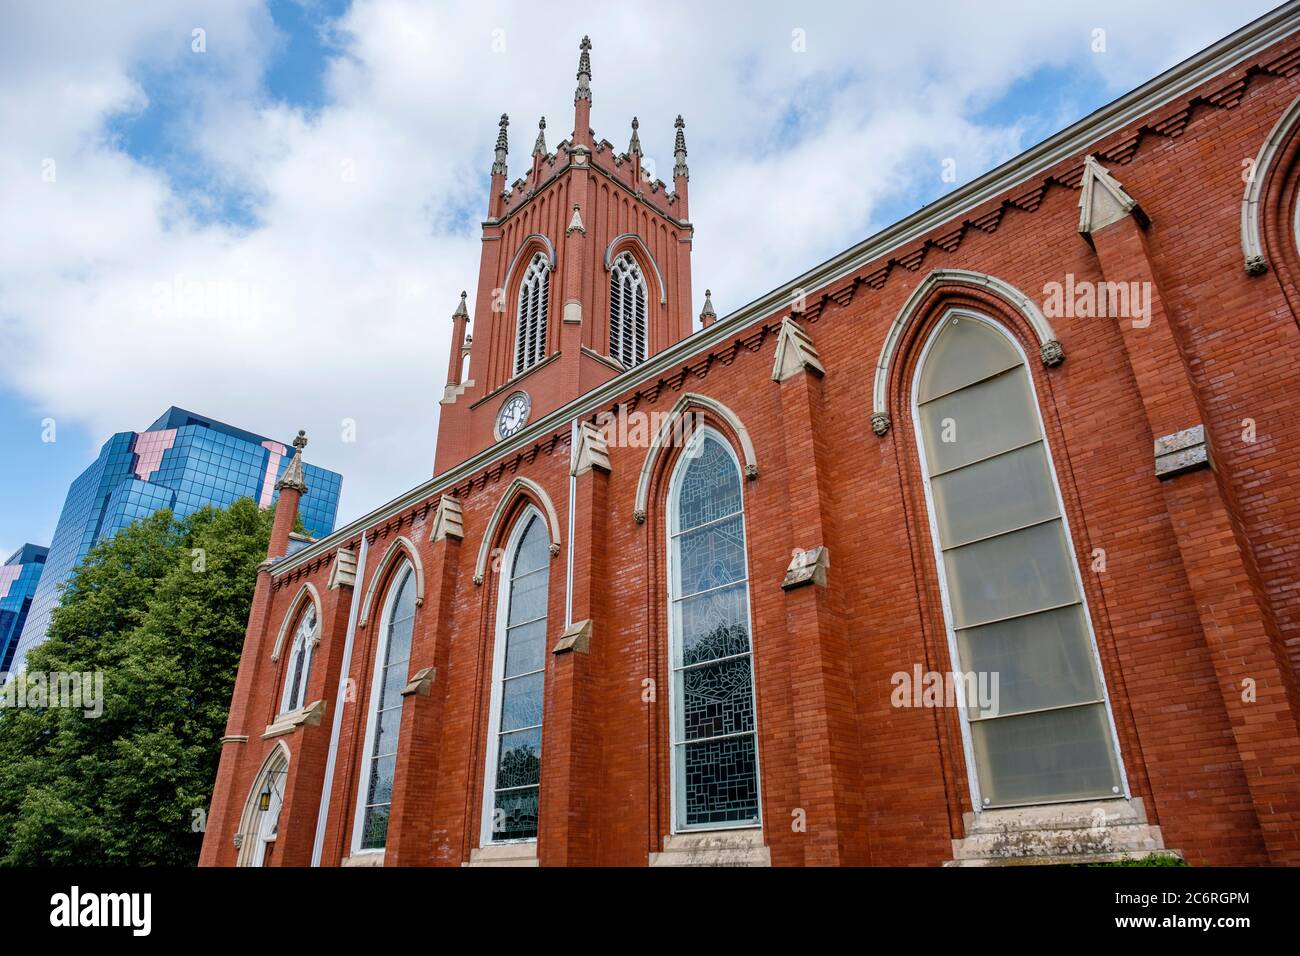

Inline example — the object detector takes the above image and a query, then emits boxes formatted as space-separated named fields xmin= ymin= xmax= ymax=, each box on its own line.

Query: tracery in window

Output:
xmin=279 ymin=603 xmax=318 ymax=714
xmin=514 ymin=252 xmax=550 ymax=375
xmin=609 ymin=250 xmax=648 ymax=368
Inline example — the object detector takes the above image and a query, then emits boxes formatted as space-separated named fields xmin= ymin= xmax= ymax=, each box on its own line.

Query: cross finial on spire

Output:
xmin=292 ymin=429 xmax=307 ymax=451
xmin=628 ymin=116 xmax=641 ymax=156
xmin=533 ymin=116 xmax=547 ymax=157
xmin=492 ymin=113 xmax=509 ymax=175
xmin=575 ymin=35 xmax=592 ymax=102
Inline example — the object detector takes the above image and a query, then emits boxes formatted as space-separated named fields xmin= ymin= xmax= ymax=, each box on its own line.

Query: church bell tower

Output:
xmin=434 ymin=36 xmax=697 ymax=473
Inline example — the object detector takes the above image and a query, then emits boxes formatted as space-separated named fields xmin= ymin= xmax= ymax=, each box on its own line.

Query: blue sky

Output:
xmin=0 ymin=0 xmax=1281 ymax=561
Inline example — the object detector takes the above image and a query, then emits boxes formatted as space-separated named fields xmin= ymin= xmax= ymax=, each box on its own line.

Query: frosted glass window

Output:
xmin=357 ymin=565 xmax=415 ymax=850
xmin=668 ymin=431 xmax=761 ymax=829
xmin=942 ymin=520 xmax=1079 ymax=629
xmin=486 ymin=512 xmax=549 ymax=841
xmin=915 ymin=313 xmax=1121 ymax=808
xmin=930 ymin=442 xmax=1059 ymax=549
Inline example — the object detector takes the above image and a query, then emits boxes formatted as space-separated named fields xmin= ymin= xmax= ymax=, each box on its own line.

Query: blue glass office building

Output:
xmin=0 ymin=544 xmax=48 ymax=675
xmin=11 ymin=408 xmax=342 ymax=673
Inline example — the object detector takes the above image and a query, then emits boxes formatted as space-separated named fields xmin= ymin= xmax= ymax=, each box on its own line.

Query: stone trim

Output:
xmin=270 ymin=582 xmax=322 ymax=662
xmin=781 ymin=546 xmax=830 ymax=590
xmin=220 ymin=735 xmax=249 ymax=745
xmin=473 ymin=476 xmax=563 ymax=585
xmin=358 ymin=536 xmax=424 ymax=627
xmin=430 ymin=495 xmax=465 ymax=543
xmin=500 ymin=233 xmax=557 ymax=298
xmin=570 ymin=422 xmax=612 ymax=477
xmin=633 ymin=393 xmax=759 ymax=520
xmin=1154 ymin=424 xmax=1210 ymax=478
xmin=341 ymin=851 xmax=385 ymax=868
xmin=1077 ymin=154 xmax=1147 ymax=236
xmin=946 ymin=797 xmax=1175 ymax=866
xmin=872 ymin=269 xmax=1062 ymax=434
xmin=553 ymin=619 xmax=592 ymax=654
xmin=1241 ymin=93 xmax=1300 ymax=275
xmin=261 ymin=698 xmax=326 ymax=739
xmin=465 ymin=842 xmax=539 ymax=867
xmin=770 ymin=316 xmax=825 ymax=382
xmin=327 ymin=547 xmax=357 ymax=590
xmin=400 ymin=666 xmax=437 ymax=698
xmin=648 ymin=828 xmax=771 ymax=867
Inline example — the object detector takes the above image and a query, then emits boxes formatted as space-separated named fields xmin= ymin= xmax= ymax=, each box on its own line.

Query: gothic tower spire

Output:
xmin=573 ymin=36 xmax=593 ymax=147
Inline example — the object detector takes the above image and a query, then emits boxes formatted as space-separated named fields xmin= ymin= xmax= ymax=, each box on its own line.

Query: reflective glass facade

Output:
xmin=0 ymin=545 xmax=48 ymax=675
xmin=11 ymin=408 xmax=342 ymax=673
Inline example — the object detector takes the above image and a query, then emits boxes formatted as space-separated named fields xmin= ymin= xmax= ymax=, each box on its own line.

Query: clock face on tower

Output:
xmin=495 ymin=391 xmax=532 ymax=440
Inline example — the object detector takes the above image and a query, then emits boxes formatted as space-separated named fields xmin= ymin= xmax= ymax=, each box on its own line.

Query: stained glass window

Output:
xmin=279 ymin=603 xmax=317 ymax=714
xmin=486 ymin=511 xmax=549 ymax=841
xmin=668 ymin=431 xmax=761 ymax=829
xmin=357 ymin=565 xmax=415 ymax=850
xmin=914 ymin=312 xmax=1123 ymax=808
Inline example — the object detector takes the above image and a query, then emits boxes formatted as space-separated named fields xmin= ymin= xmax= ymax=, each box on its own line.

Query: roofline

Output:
xmin=272 ymin=0 xmax=1300 ymax=578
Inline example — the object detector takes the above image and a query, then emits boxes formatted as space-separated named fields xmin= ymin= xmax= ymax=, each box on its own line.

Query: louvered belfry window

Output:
xmin=514 ymin=252 xmax=550 ymax=375
xmin=609 ymin=251 xmax=648 ymax=368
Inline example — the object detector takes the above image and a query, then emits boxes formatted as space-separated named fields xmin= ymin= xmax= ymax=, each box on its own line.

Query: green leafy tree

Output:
xmin=0 ymin=498 xmax=276 ymax=865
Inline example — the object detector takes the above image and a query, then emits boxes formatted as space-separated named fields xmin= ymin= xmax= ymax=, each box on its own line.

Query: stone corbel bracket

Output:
xmin=553 ymin=619 xmax=592 ymax=654
xmin=1154 ymin=424 xmax=1210 ymax=479
xmin=261 ymin=698 xmax=327 ymax=740
xmin=327 ymin=546 xmax=358 ymax=590
xmin=781 ymin=546 xmax=830 ymax=590
xmin=1241 ymin=94 xmax=1300 ymax=276
xmin=401 ymin=666 xmax=437 ymax=698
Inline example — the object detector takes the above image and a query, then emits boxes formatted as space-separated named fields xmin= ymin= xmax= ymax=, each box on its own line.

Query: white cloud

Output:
xmin=0 ymin=0 xmax=1277 ymax=528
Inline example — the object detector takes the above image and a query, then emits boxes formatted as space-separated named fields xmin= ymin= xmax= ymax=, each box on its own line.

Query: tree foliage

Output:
xmin=0 ymin=498 xmax=275 ymax=865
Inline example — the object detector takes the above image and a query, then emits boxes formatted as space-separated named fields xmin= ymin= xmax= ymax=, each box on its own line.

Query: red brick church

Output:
xmin=201 ymin=8 xmax=1300 ymax=867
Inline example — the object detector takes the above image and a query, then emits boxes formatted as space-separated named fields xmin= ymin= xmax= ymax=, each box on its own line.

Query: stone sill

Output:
xmin=341 ymin=851 xmax=385 ymax=868
xmin=649 ymin=828 xmax=771 ymax=867
xmin=465 ymin=842 xmax=539 ymax=867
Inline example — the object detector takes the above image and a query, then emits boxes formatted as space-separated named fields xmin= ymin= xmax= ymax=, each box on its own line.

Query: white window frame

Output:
xmin=278 ymin=603 xmax=318 ymax=715
xmin=513 ymin=252 xmax=551 ymax=376
xmin=609 ymin=250 xmax=648 ymax=368
xmin=909 ymin=307 xmax=1130 ymax=812
xmin=350 ymin=561 xmax=414 ymax=855
xmin=665 ymin=426 xmax=763 ymax=834
xmin=480 ymin=506 xmax=548 ymax=846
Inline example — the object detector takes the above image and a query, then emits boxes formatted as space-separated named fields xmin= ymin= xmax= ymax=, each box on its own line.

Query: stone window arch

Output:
xmin=609 ymin=250 xmax=649 ymax=368
xmin=235 ymin=742 xmax=290 ymax=867
xmin=514 ymin=251 xmax=551 ymax=375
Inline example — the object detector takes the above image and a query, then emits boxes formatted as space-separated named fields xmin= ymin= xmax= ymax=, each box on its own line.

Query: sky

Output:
xmin=0 ymin=0 xmax=1283 ymax=560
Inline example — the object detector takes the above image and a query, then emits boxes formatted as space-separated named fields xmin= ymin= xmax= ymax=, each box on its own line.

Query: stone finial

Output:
xmin=453 ymin=290 xmax=469 ymax=321
xmin=571 ymin=420 xmax=612 ymax=476
xmin=674 ymin=115 xmax=689 ymax=180
xmin=782 ymin=546 xmax=830 ymax=590
xmin=870 ymin=412 xmax=891 ymax=437
xmin=1245 ymin=254 xmax=1268 ymax=276
xmin=1077 ymin=154 xmax=1146 ymax=236
xmin=492 ymin=113 xmax=509 ymax=176
xmin=699 ymin=288 xmax=717 ymax=327
xmin=327 ymin=546 xmax=358 ymax=590
xmin=575 ymin=36 xmax=592 ymax=102
xmin=275 ymin=430 xmax=310 ymax=494
xmin=533 ymin=116 xmax=547 ymax=157
xmin=431 ymin=494 xmax=465 ymax=543
xmin=1040 ymin=339 xmax=1065 ymax=367
xmin=771 ymin=316 xmax=825 ymax=382
xmin=628 ymin=116 xmax=641 ymax=156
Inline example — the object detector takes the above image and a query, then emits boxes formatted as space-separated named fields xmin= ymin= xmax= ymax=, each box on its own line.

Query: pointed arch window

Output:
xmin=667 ymin=428 xmax=761 ymax=830
xmin=353 ymin=563 xmax=415 ymax=852
xmin=514 ymin=252 xmax=551 ymax=376
xmin=482 ymin=508 xmax=550 ymax=843
xmin=912 ymin=310 xmax=1124 ymax=808
xmin=278 ymin=603 xmax=318 ymax=715
xmin=609 ymin=250 xmax=648 ymax=368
